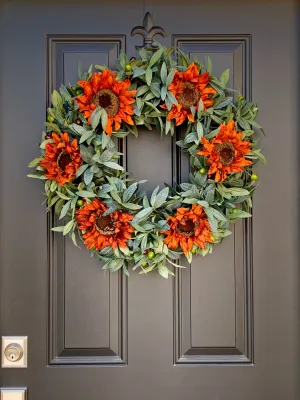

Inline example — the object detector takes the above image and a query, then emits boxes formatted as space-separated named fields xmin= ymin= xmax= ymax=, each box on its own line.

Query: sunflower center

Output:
xmin=178 ymin=82 xmax=200 ymax=109
xmin=93 ymin=89 xmax=120 ymax=117
xmin=95 ymin=214 xmax=116 ymax=236
xmin=57 ymin=152 xmax=72 ymax=171
xmin=215 ymin=142 xmax=235 ymax=166
xmin=176 ymin=219 xmax=199 ymax=237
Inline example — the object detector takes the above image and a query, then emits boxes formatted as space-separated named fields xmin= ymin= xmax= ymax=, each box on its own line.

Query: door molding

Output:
xmin=172 ymin=34 xmax=254 ymax=365
xmin=47 ymin=34 xmax=128 ymax=366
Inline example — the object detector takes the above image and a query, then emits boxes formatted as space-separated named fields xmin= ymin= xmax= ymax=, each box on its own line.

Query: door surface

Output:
xmin=0 ymin=1 xmax=299 ymax=399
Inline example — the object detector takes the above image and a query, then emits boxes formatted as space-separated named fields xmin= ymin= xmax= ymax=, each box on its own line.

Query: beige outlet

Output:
xmin=0 ymin=388 xmax=27 ymax=400
xmin=1 ymin=337 xmax=28 ymax=368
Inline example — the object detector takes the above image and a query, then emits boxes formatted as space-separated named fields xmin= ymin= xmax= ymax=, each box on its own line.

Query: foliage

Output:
xmin=28 ymin=43 xmax=265 ymax=278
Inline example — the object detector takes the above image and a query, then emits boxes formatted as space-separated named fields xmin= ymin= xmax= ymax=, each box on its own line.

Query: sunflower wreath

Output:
xmin=28 ymin=43 xmax=265 ymax=278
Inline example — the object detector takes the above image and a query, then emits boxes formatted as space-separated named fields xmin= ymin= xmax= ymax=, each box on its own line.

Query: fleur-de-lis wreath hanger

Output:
xmin=131 ymin=12 xmax=166 ymax=50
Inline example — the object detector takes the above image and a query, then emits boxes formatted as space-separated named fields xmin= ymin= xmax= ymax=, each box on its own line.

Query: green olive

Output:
xmin=77 ymin=199 xmax=84 ymax=207
xmin=232 ymin=208 xmax=239 ymax=214
xmin=141 ymin=261 xmax=147 ymax=267
xmin=191 ymin=248 xmax=197 ymax=254
xmin=251 ymin=173 xmax=259 ymax=181
xmin=147 ymin=251 xmax=155 ymax=260
xmin=125 ymin=64 xmax=132 ymax=72
xmin=96 ymin=149 xmax=101 ymax=154
xmin=199 ymin=167 xmax=206 ymax=175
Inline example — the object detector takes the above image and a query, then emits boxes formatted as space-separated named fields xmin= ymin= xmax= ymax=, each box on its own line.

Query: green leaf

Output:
xmin=197 ymin=99 xmax=204 ymax=117
xmin=166 ymin=91 xmax=178 ymax=105
xmin=28 ymin=157 xmax=42 ymax=168
xmin=101 ymin=110 xmax=108 ymax=131
xmin=78 ymin=63 xmax=83 ymax=79
xmin=150 ymin=186 xmax=159 ymax=207
xmin=51 ymin=90 xmax=64 ymax=113
xmin=209 ymin=208 xmax=227 ymax=221
xmin=71 ymin=231 xmax=79 ymax=248
xmin=119 ymin=51 xmax=126 ymax=68
xmin=197 ymin=200 xmax=209 ymax=208
xmin=219 ymin=69 xmax=230 ymax=88
xmin=102 ymin=161 xmax=124 ymax=171
xmin=91 ymin=107 xmax=102 ymax=130
xmin=166 ymin=69 xmax=175 ymax=87
xmin=149 ymin=48 xmax=164 ymax=67
xmin=161 ymin=86 xmax=167 ymax=101
xmin=99 ymin=150 xmax=113 ymax=163
xmin=206 ymin=56 xmax=212 ymax=73
xmin=230 ymin=210 xmax=252 ymax=219
xmin=228 ymin=188 xmax=250 ymax=197
xmin=196 ymin=121 xmax=203 ymax=140
xmin=51 ymin=226 xmax=65 ymax=232
xmin=44 ymin=122 xmax=61 ymax=133
xmin=76 ymin=190 xmax=96 ymax=198
xmin=56 ymin=192 xmax=71 ymax=200
xmin=80 ymin=145 xmax=93 ymax=163
xmin=59 ymin=200 xmax=71 ymax=220
xmin=153 ymin=187 xmax=169 ymax=208
xmin=145 ymin=67 xmax=153 ymax=86
xmin=40 ymin=138 xmax=52 ymax=149
xmin=158 ymin=265 xmax=169 ymax=279
xmin=84 ymin=167 xmax=94 ymax=185
xmin=160 ymin=62 xmax=168 ymax=84
xmin=110 ymin=190 xmax=122 ymax=203
xmin=50 ymin=180 xmax=57 ymax=192
xmin=136 ymin=85 xmax=149 ymax=97
xmin=123 ymin=182 xmax=138 ymax=203
xmin=98 ymin=184 xmax=114 ymax=195
xmin=122 ymin=202 xmax=143 ymax=210
xmin=79 ymin=130 xmax=94 ymax=144
xmin=132 ymin=67 xmax=146 ymax=79
xmin=205 ymin=208 xmax=218 ymax=231
xmin=102 ymin=132 xmax=110 ymax=149
xmin=214 ymin=97 xmax=233 ymax=110
xmin=133 ymin=207 xmax=153 ymax=223
xmin=75 ymin=163 xmax=89 ymax=178
xmin=69 ymin=123 xmax=87 ymax=136
xmin=248 ymin=119 xmax=262 ymax=129
xmin=182 ymin=198 xmax=198 ymax=204
xmin=59 ymin=84 xmax=72 ymax=102
xmin=63 ymin=219 xmax=75 ymax=235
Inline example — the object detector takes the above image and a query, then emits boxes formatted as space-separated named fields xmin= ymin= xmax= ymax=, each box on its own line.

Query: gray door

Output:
xmin=0 ymin=1 xmax=299 ymax=399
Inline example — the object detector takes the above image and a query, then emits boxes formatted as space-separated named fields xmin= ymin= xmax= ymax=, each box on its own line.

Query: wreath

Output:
xmin=28 ymin=43 xmax=265 ymax=278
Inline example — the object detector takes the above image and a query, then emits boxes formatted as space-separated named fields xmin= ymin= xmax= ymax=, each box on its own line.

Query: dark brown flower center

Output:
xmin=176 ymin=219 xmax=199 ymax=237
xmin=57 ymin=152 xmax=72 ymax=171
xmin=215 ymin=142 xmax=235 ymax=166
xmin=93 ymin=89 xmax=120 ymax=117
xmin=178 ymin=82 xmax=200 ymax=109
xmin=95 ymin=214 xmax=116 ymax=236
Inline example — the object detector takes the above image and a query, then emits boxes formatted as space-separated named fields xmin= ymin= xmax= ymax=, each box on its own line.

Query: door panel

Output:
xmin=0 ymin=1 xmax=299 ymax=399
xmin=173 ymin=35 xmax=253 ymax=364
xmin=48 ymin=35 xmax=128 ymax=365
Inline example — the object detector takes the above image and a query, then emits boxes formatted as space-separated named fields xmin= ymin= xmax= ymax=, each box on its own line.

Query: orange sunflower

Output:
xmin=40 ymin=132 xmax=81 ymax=186
xmin=76 ymin=198 xmax=134 ymax=251
xmin=198 ymin=120 xmax=252 ymax=182
xmin=163 ymin=63 xmax=217 ymax=126
xmin=162 ymin=204 xmax=213 ymax=254
xmin=75 ymin=70 xmax=136 ymax=135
